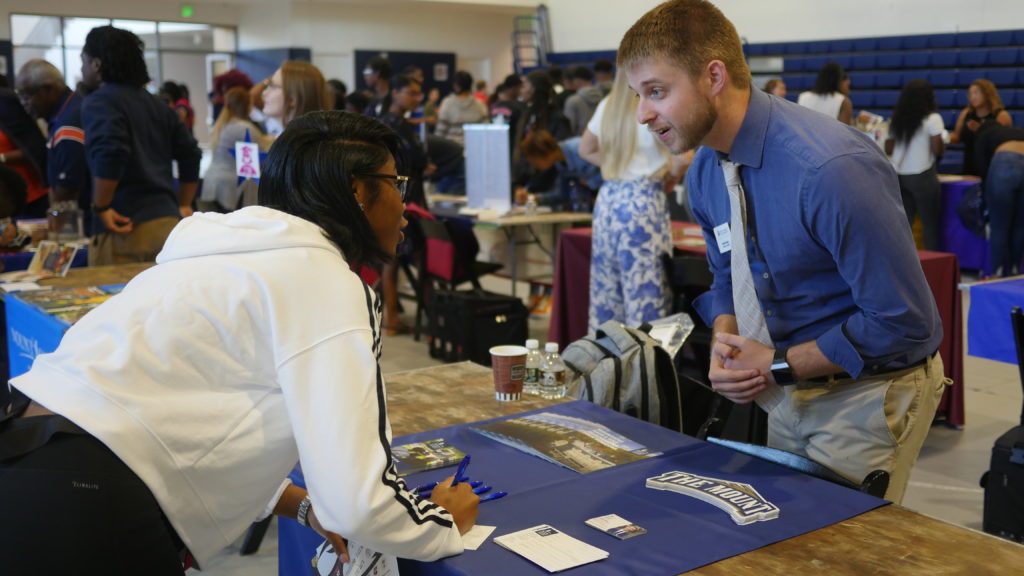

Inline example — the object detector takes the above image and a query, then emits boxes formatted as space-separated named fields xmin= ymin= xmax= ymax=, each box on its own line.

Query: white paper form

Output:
xmin=493 ymin=524 xmax=608 ymax=572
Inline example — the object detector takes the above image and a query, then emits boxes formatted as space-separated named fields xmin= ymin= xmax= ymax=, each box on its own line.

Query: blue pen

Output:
xmin=480 ymin=491 xmax=508 ymax=502
xmin=450 ymin=455 xmax=471 ymax=487
xmin=418 ymin=480 xmax=482 ymax=499
xmin=473 ymin=485 xmax=493 ymax=495
xmin=415 ymin=477 xmax=470 ymax=494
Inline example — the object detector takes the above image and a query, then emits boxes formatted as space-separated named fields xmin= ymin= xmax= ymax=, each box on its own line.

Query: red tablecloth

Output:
xmin=549 ymin=227 xmax=965 ymax=428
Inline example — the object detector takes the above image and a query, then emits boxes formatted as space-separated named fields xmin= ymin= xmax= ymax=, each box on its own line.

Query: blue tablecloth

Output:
xmin=0 ymin=247 xmax=87 ymax=272
xmin=280 ymin=402 xmax=886 ymax=575
xmin=968 ymin=278 xmax=1024 ymax=364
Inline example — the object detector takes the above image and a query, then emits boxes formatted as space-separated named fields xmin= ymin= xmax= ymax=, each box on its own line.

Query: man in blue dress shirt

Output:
xmin=619 ymin=0 xmax=945 ymax=503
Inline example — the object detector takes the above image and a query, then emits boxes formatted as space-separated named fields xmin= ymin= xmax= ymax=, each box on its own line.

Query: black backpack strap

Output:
xmin=0 ymin=412 xmax=88 ymax=462
xmin=623 ymin=329 xmax=652 ymax=422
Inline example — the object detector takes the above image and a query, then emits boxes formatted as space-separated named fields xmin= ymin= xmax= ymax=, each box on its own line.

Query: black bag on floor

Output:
xmin=981 ymin=427 xmax=1024 ymax=544
xmin=427 ymin=289 xmax=528 ymax=365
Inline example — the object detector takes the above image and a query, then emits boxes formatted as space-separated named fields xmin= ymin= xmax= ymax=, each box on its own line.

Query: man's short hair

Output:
xmin=569 ymin=66 xmax=594 ymax=82
xmin=618 ymin=0 xmax=751 ymax=88
xmin=17 ymin=59 xmax=64 ymax=91
xmin=593 ymin=59 xmax=614 ymax=75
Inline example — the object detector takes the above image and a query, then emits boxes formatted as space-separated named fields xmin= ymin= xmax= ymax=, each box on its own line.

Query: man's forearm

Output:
xmin=92 ymin=177 xmax=119 ymax=207
xmin=177 ymin=181 xmax=198 ymax=208
xmin=784 ymin=341 xmax=844 ymax=381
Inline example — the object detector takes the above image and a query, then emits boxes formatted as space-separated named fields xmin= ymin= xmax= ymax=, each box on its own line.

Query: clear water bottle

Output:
xmin=540 ymin=342 xmax=567 ymax=399
xmin=525 ymin=193 xmax=538 ymax=216
xmin=523 ymin=339 xmax=541 ymax=395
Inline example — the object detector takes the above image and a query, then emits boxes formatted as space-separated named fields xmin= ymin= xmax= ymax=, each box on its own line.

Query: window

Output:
xmin=11 ymin=14 xmax=238 ymax=145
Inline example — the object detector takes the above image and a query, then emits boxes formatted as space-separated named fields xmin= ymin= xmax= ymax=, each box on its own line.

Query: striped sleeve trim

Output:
xmin=360 ymin=282 xmax=454 ymax=529
xmin=51 ymin=126 xmax=85 ymax=147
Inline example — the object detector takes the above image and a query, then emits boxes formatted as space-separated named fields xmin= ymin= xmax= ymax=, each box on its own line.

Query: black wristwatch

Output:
xmin=770 ymin=347 xmax=797 ymax=385
xmin=92 ymin=202 xmax=113 ymax=214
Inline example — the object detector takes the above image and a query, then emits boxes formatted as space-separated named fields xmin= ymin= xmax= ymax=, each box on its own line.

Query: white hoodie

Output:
xmin=12 ymin=206 xmax=462 ymax=565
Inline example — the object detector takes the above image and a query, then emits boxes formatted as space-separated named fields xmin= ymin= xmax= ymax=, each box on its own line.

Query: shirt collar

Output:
xmin=723 ymin=86 xmax=770 ymax=170
xmin=46 ymin=87 xmax=76 ymax=125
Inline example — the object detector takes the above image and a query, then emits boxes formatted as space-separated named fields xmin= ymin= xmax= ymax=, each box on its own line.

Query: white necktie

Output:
xmin=720 ymin=159 xmax=782 ymax=410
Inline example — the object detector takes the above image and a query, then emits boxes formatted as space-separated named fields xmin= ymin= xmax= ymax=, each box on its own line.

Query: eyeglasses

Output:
xmin=355 ymin=173 xmax=409 ymax=202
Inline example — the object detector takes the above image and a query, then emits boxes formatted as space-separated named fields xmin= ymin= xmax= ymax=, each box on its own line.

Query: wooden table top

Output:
xmin=384 ymin=361 xmax=567 ymax=437
xmin=382 ymin=363 xmax=1024 ymax=574
xmin=475 ymin=211 xmax=593 ymax=228
xmin=39 ymin=262 xmax=154 ymax=289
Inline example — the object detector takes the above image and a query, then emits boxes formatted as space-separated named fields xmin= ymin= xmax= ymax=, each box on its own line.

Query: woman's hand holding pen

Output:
xmin=429 ymin=474 xmax=479 ymax=535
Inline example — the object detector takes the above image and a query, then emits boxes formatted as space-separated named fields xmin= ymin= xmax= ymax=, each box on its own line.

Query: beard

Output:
xmin=668 ymin=94 xmax=717 ymax=154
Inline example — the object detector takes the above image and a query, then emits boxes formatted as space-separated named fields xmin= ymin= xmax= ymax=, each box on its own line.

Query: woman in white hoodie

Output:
xmin=0 ymin=111 xmax=478 ymax=574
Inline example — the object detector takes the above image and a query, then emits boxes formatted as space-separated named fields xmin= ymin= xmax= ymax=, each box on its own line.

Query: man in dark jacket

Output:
xmin=79 ymin=25 xmax=201 ymax=265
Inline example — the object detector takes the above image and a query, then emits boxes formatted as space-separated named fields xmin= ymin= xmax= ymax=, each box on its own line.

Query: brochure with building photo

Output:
xmin=391 ymin=438 xmax=466 ymax=476
xmin=471 ymin=412 xmax=659 ymax=474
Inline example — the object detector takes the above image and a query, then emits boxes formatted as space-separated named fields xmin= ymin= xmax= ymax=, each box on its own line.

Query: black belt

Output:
xmin=806 ymin=353 xmax=933 ymax=385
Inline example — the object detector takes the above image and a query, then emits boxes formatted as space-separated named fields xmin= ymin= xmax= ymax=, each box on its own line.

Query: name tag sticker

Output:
xmin=714 ymin=222 xmax=732 ymax=253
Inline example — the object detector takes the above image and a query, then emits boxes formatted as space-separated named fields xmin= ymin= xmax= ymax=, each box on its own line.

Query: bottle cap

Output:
xmin=526 ymin=339 xmax=539 ymax=349
xmin=544 ymin=342 xmax=559 ymax=353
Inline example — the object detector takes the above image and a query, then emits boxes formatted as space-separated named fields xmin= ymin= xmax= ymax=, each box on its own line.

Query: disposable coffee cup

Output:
xmin=489 ymin=345 xmax=528 ymax=401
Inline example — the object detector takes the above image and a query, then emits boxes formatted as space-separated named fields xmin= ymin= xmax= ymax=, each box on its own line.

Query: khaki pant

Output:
xmin=89 ymin=217 xmax=179 ymax=267
xmin=768 ymin=354 xmax=948 ymax=504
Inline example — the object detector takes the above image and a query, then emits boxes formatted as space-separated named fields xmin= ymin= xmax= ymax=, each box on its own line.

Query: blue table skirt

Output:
xmin=281 ymin=401 xmax=886 ymax=575
xmin=0 ymin=247 xmax=88 ymax=272
xmin=968 ymin=278 xmax=1024 ymax=364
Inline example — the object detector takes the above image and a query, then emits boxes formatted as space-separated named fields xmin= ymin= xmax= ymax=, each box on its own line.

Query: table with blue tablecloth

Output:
xmin=968 ymin=277 xmax=1024 ymax=364
xmin=279 ymin=363 xmax=1020 ymax=575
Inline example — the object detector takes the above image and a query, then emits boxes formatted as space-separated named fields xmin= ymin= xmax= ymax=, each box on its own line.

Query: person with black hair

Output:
xmin=1 ymin=111 xmax=478 ymax=573
xmin=363 ymin=55 xmax=392 ymax=117
xmin=513 ymin=70 xmax=572 ymax=190
xmin=564 ymin=65 xmax=602 ymax=136
xmin=327 ymin=78 xmax=347 ymax=110
xmin=345 ymin=91 xmax=370 ymax=114
xmin=79 ymin=25 xmax=201 ymax=265
xmin=159 ymin=80 xmax=195 ymax=134
xmin=435 ymin=70 xmax=488 ymax=145
xmin=489 ymin=74 xmax=526 ymax=152
xmin=797 ymin=61 xmax=853 ymax=124
xmin=885 ymin=79 xmax=945 ymax=250
xmin=593 ymin=59 xmax=615 ymax=95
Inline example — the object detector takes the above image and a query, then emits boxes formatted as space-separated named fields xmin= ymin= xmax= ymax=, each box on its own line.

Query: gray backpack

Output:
xmin=562 ymin=320 xmax=682 ymax=432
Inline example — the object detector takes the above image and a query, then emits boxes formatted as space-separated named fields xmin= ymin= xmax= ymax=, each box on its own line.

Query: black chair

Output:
xmin=708 ymin=437 xmax=891 ymax=499
xmin=416 ymin=218 xmax=503 ymax=339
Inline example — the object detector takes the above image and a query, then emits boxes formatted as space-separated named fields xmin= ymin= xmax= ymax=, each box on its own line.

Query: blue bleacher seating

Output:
xmin=877 ymin=52 xmax=904 ymax=69
xmin=1012 ymin=110 xmax=1024 ymax=127
xmin=955 ymin=90 xmax=969 ymax=108
xmin=857 ymin=91 xmax=877 ymax=108
xmin=744 ymin=44 xmax=764 ymax=57
xmin=984 ymin=31 xmax=1014 ymax=46
xmin=959 ymin=48 xmax=989 ymax=67
xmin=928 ymin=70 xmax=958 ymax=87
xmin=850 ymin=54 xmax=876 ymax=70
xmin=931 ymin=50 xmax=959 ymax=67
xmin=1002 ymin=90 xmax=1020 ymax=108
xmin=783 ymin=58 xmax=805 ymax=72
xmin=927 ymin=33 xmax=957 ymax=49
xmin=904 ymin=51 xmax=932 ymax=68
xmin=875 ymin=91 xmax=900 ymax=108
xmin=831 ymin=55 xmax=853 ymax=69
xmin=829 ymin=39 xmax=854 ymax=52
xmin=940 ymin=109 xmax=961 ymax=128
xmin=956 ymin=31 xmax=986 ymax=48
xmin=1012 ymin=30 xmax=1024 ymax=45
xmin=878 ymin=37 xmax=903 ymax=50
xmin=786 ymin=41 xmax=809 ymax=55
xmin=807 ymin=40 xmax=831 ymax=53
xmin=852 ymin=37 xmax=878 ymax=51
xmin=935 ymin=91 xmax=958 ymax=108
xmin=875 ymin=71 xmax=904 ymax=88
xmin=938 ymin=149 xmax=963 ymax=174
xmin=988 ymin=47 xmax=1021 ymax=66
xmin=785 ymin=93 xmax=799 ymax=103
xmin=849 ymin=71 xmax=876 ymax=89
xmin=805 ymin=56 xmax=829 ymax=72
xmin=904 ymin=35 xmax=929 ymax=50
xmin=983 ymin=68 xmax=1018 ymax=86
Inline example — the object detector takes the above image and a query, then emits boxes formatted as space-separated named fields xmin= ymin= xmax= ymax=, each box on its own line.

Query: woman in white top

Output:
xmin=797 ymin=62 xmax=853 ymax=124
xmin=579 ymin=71 xmax=678 ymax=332
xmin=1 ymin=112 xmax=478 ymax=573
xmin=885 ymin=79 xmax=945 ymax=251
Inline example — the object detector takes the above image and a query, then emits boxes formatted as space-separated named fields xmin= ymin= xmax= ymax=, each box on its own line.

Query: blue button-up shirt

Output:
xmin=687 ymin=88 xmax=942 ymax=378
